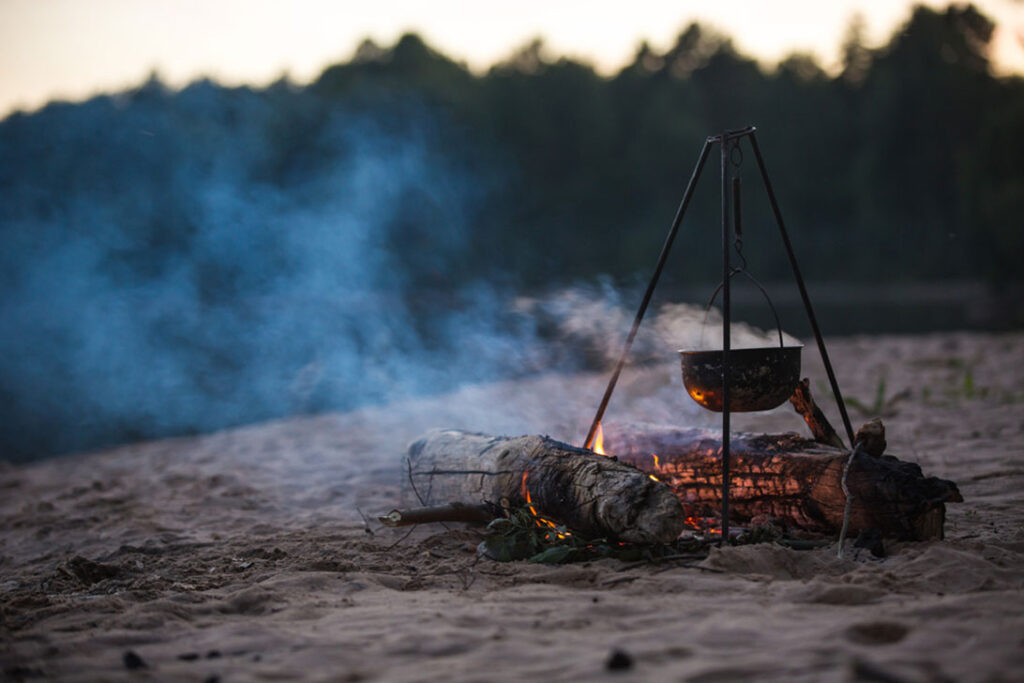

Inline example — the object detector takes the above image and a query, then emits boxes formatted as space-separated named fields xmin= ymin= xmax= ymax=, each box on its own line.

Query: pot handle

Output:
xmin=702 ymin=269 xmax=785 ymax=348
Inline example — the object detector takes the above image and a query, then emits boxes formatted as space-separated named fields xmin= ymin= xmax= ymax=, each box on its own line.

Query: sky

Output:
xmin=1 ymin=0 xmax=1023 ymax=117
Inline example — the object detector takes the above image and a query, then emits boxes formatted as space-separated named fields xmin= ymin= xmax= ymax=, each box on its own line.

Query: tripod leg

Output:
xmin=748 ymin=132 xmax=856 ymax=447
xmin=720 ymin=134 xmax=732 ymax=542
xmin=583 ymin=138 xmax=714 ymax=449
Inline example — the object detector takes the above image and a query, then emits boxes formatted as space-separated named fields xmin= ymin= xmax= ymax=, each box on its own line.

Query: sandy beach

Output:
xmin=2 ymin=331 xmax=1023 ymax=682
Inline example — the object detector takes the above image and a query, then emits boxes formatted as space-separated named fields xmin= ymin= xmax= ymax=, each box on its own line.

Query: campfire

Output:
xmin=580 ymin=423 xmax=720 ymax=539
xmin=390 ymin=387 xmax=960 ymax=553
xmin=380 ymin=126 xmax=963 ymax=557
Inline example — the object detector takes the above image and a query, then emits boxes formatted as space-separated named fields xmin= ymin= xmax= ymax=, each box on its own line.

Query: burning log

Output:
xmin=405 ymin=430 xmax=686 ymax=544
xmin=405 ymin=422 xmax=961 ymax=542
xmin=606 ymin=424 xmax=962 ymax=541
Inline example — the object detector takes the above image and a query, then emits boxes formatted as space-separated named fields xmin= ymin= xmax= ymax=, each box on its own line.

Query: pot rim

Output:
xmin=678 ymin=344 xmax=804 ymax=356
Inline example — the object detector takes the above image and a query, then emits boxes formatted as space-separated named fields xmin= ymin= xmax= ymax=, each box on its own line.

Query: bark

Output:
xmin=606 ymin=424 xmax=962 ymax=541
xmin=406 ymin=429 xmax=686 ymax=544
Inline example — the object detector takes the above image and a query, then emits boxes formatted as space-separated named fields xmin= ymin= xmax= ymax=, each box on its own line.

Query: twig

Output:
xmin=406 ymin=456 xmax=427 ymax=506
xmin=836 ymin=442 xmax=864 ymax=559
xmin=384 ymin=526 xmax=417 ymax=551
xmin=406 ymin=456 xmax=452 ymax=531
xmin=378 ymin=502 xmax=497 ymax=528
xmin=354 ymin=507 xmax=375 ymax=536
xmin=460 ymin=555 xmax=481 ymax=591
xmin=789 ymin=378 xmax=846 ymax=449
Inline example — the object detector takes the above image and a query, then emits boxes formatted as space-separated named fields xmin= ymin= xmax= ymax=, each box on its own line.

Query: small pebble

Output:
xmin=123 ymin=650 xmax=147 ymax=670
xmin=606 ymin=648 xmax=633 ymax=671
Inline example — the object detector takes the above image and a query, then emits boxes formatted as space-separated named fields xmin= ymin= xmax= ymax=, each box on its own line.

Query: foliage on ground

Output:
xmin=481 ymin=506 xmax=804 ymax=564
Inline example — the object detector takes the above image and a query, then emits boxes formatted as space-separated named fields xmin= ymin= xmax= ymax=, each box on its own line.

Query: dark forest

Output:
xmin=1 ymin=3 xmax=1021 ymax=459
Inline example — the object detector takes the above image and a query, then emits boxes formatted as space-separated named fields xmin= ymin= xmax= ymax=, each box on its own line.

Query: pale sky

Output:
xmin=1 ymin=0 xmax=1022 ymax=117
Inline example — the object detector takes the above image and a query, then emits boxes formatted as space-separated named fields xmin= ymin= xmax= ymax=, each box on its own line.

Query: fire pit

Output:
xmin=383 ymin=126 xmax=963 ymax=551
xmin=579 ymin=125 xmax=860 ymax=541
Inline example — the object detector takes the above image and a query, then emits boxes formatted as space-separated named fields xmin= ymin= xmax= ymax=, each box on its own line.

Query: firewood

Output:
xmin=406 ymin=430 xmax=686 ymax=544
xmin=406 ymin=419 xmax=961 ymax=542
xmin=854 ymin=418 xmax=887 ymax=458
xmin=606 ymin=424 xmax=962 ymax=541
xmin=789 ymin=378 xmax=846 ymax=449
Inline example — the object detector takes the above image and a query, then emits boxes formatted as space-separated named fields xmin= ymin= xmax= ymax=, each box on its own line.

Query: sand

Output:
xmin=2 ymin=332 xmax=1023 ymax=682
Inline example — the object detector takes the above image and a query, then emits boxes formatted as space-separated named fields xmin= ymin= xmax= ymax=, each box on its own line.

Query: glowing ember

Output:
xmin=683 ymin=515 xmax=722 ymax=535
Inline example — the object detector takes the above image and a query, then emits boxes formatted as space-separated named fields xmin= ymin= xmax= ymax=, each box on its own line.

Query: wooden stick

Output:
xmin=378 ymin=502 xmax=497 ymax=527
xmin=789 ymin=378 xmax=846 ymax=449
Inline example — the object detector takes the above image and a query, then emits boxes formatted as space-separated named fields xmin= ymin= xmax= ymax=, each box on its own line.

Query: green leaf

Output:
xmin=482 ymin=531 xmax=536 ymax=562
xmin=528 ymin=545 xmax=575 ymax=564
xmin=486 ymin=517 xmax=513 ymax=533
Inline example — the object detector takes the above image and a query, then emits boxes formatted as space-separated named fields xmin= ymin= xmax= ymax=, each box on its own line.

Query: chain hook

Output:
xmin=730 ymin=138 xmax=743 ymax=169
xmin=733 ymin=236 xmax=748 ymax=272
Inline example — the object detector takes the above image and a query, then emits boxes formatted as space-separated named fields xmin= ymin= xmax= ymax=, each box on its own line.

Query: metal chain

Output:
xmin=730 ymin=140 xmax=747 ymax=271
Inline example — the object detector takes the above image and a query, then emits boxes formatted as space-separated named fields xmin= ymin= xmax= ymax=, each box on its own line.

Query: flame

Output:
xmin=521 ymin=470 xmax=539 ymax=518
xmin=643 ymin=452 xmax=660 ymax=481
xmin=592 ymin=422 xmax=606 ymax=455
xmin=588 ymin=424 xmax=659 ymax=482
xmin=521 ymin=470 xmax=570 ymax=540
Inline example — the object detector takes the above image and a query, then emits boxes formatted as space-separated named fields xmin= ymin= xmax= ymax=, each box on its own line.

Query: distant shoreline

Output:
xmin=655 ymin=280 xmax=1024 ymax=335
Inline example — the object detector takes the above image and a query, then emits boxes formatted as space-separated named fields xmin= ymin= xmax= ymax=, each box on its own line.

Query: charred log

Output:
xmin=607 ymin=424 xmax=962 ymax=541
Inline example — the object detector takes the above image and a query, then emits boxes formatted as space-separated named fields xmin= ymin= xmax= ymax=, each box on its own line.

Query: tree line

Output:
xmin=1 ymin=2 xmax=1021 ymax=459
xmin=302 ymin=3 xmax=1020 ymax=288
xmin=3 ymin=4 xmax=1020 ymax=295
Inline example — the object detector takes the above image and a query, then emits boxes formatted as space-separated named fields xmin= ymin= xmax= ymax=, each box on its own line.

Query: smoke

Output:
xmin=517 ymin=284 xmax=799 ymax=367
xmin=653 ymin=302 xmax=803 ymax=351
xmin=0 ymin=80 xmax=802 ymax=461
xmin=0 ymin=81 xmax=554 ymax=460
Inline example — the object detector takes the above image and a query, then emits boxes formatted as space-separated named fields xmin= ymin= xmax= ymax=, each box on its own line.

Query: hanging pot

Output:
xmin=680 ymin=345 xmax=801 ymax=412
xmin=680 ymin=271 xmax=801 ymax=412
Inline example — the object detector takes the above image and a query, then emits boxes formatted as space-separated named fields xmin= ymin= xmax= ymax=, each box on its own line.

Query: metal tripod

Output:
xmin=583 ymin=126 xmax=856 ymax=542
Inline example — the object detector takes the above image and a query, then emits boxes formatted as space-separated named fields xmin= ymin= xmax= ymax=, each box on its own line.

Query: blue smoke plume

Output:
xmin=0 ymin=79 xmax=550 ymax=460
